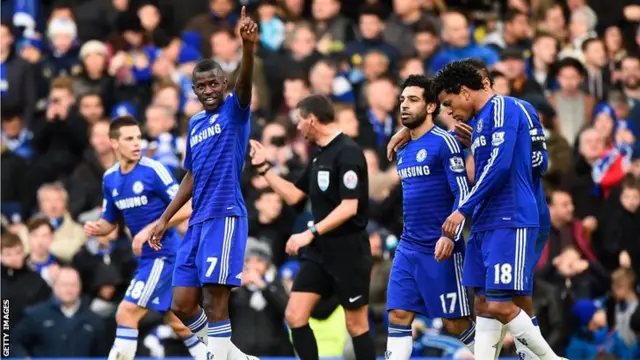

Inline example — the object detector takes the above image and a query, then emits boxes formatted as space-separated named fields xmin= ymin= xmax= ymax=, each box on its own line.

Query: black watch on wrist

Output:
xmin=309 ymin=224 xmax=320 ymax=238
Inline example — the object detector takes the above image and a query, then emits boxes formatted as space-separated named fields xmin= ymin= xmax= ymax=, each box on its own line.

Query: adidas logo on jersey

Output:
xmin=112 ymin=189 xmax=118 ymax=197
xmin=152 ymin=297 xmax=160 ymax=305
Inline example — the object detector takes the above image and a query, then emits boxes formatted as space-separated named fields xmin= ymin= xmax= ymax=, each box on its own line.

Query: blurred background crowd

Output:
xmin=1 ymin=0 xmax=640 ymax=358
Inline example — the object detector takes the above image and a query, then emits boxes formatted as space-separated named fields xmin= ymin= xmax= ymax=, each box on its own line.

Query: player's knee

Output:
xmin=388 ymin=309 xmax=414 ymax=326
xmin=486 ymin=300 xmax=519 ymax=322
xmin=116 ymin=301 xmax=145 ymax=327
xmin=512 ymin=295 xmax=533 ymax=317
xmin=171 ymin=298 xmax=199 ymax=321
xmin=474 ymin=295 xmax=491 ymax=317
xmin=345 ymin=308 xmax=369 ymax=336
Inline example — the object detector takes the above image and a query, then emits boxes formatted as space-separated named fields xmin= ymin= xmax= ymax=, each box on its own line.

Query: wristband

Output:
xmin=309 ymin=224 xmax=320 ymax=238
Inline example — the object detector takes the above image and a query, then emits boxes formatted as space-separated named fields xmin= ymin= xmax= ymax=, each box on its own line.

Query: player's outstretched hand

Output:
xmin=83 ymin=221 xmax=102 ymax=237
xmin=454 ymin=122 xmax=473 ymax=149
xmin=434 ymin=236 xmax=454 ymax=262
xmin=442 ymin=210 xmax=464 ymax=239
xmin=249 ymin=139 xmax=267 ymax=166
xmin=386 ymin=128 xmax=411 ymax=161
xmin=238 ymin=6 xmax=258 ymax=43
xmin=148 ymin=219 xmax=168 ymax=251
xmin=286 ymin=231 xmax=314 ymax=256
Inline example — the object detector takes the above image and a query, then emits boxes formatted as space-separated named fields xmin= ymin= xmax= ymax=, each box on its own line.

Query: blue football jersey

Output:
xmin=397 ymin=126 xmax=471 ymax=252
xmin=184 ymin=90 xmax=251 ymax=225
xmin=460 ymin=95 xmax=539 ymax=232
xmin=511 ymin=97 xmax=551 ymax=232
xmin=102 ymin=157 xmax=180 ymax=259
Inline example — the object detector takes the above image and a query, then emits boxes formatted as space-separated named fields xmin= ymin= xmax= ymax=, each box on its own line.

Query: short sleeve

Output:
xmin=147 ymin=161 xmax=179 ymax=204
xmin=338 ymin=149 xmax=366 ymax=199
xmin=183 ymin=134 xmax=192 ymax=170
xmin=294 ymin=161 xmax=312 ymax=194
xmin=101 ymin=180 xmax=119 ymax=223
xmin=229 ymin=90 xmax=251 ymax=124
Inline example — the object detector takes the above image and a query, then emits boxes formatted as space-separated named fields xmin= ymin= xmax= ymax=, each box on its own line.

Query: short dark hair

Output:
xmin=1 ymin=105 xmax=22 ymax=122
xmin=359 ymin=3 xmax=386 ymax=21
xmin=556 ymin=57 xmax=586 ymax=76
xmin=489 ymin=70 xmax=506 ymax=80
xmin=109 ymin=115 xmax=140 ymax=139
xmin=297 ymin=95 xmax=335 ymax=124
xmin=622 ymin=174 xmax=640 ymax=191
xmin=460 ymin=58 xmax=492 ymax=86
xmin=284 ymin=73 xmax=311 ymax=89
xmin=504 ymin=8 xmax=526 ymax=23
xmin=581 ymin=37 xmax=603 ymax=52
xmin=1 ymin=232 xmax=22 ymax=250
xmin=413 ymin=19 xmax=439 ymax=36
xmin=401 ymin=74 xmax=440 ymax=117
xmin=26 ymin=217 xmax=54 ymax=234
xmin=192 ymin=59 xmax=223 ymax=78
xmin=78 ymin=92 xmax=102 ymax=103
xmin=533 ymin=30 xmax=558 ymax=44
xmin=433 ymin=60 xmax=484 ymax=95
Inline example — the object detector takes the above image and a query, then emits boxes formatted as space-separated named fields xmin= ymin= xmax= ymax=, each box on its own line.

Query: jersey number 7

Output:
xmin=206 ymin=257 xmax=219 ymax=277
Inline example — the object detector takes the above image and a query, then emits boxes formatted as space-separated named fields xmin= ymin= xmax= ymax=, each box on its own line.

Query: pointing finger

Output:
xmin=241 ymin=6 xmax=246 ymax=18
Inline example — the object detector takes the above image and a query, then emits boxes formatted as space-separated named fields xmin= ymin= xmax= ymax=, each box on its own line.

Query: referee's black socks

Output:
xmin=291 ymin=324 xmax=319 ymax=360
xmin=352 ymin=331 xmax=376 ymax=360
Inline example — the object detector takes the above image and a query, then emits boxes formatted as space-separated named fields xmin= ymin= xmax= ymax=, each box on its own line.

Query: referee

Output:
xmin=249 ymin=94 xmax=374 ymax=360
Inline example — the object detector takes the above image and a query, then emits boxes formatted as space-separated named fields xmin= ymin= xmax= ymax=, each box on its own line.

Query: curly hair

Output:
xmin=460 ymin=58 xmax=493 ymax=86
xmin=432 ymin=61 xmax=485 ymax=95
xmin=401 ymin=74 xmax=440 ymax=117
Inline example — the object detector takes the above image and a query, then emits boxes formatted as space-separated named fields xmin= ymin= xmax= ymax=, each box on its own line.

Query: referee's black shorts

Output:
xmin=292 ymin=232 xmax=372 ymax=310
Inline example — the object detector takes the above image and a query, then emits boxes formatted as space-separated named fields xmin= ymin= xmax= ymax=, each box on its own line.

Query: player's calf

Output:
xmin=386 ymin=310 xmax=414 ymax=360
xmin=511 ymin=295 xmax=541 ymax=360
xmin=442 ymin=317 xmax=476 ymax=353
xmin=165 ymin=311 xmax=211 ymax=360
xmin=109 ymin=302 xmax=148 ymax=360
xmin=485 ymin=291 xmax=559 ymax=360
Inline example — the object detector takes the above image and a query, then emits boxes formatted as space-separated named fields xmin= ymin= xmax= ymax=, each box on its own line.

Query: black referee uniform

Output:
xmin=291 ymin=132 xmax=371 ymax=310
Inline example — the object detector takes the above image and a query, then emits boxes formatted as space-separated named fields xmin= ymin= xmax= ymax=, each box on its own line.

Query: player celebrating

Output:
xmin=453 ymin=59 xmax=551 ymax=360
xmin=435 ymin=61 xmax=561 ymax=360
xmin=84 ymin=116 xmax=209 ymax=360
xmin=385 ymin=75 xmax=475 ymax=360
xmin=148 ymin=6 xmax=258 ymax=360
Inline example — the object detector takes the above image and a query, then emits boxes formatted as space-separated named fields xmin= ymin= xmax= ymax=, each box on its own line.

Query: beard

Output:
xmin=401 ymin=110 xmax=428 ymax=130
xmin=624 ymin=77 xmax=639 ymax=90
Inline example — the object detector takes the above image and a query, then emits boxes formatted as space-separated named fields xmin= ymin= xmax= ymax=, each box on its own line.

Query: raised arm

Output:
xmin=234 ymin=6 xmax=258 ymax=108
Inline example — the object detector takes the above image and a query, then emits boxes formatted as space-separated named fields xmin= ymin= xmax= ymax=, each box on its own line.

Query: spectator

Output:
xmin=593 ymin=175 xmax=640 ymax=273
xmin=549 ymin=57 xmax=596 ymax=143
xmin=523 ymin=31 xmax=558 ymax=97
xmin=19 ymin=182 xmax=87 ymax=262
xmin=537 ymin=189 xmax=598 ymax=268
xmin=0 ymin=20 xmax=37 ymax=128
xmin=230 ymin=238 xmax=292 ymax=356
xmin=582 ymin=38 xmax=612 ymax=102
xmin=248 ymin=188 xmax=294 ymax=267
xmin=346 ymin=4 xmax=398 ymax=71
xmin=429 ymin=10 xmax=499 ymax=73
xmin=365 ymin=77 xmax=399 ymax=158
xmin=1 ymin=233 xmax=51 ymax=325
xmin=77 ymin=92 xmax=105 ymax=125
xmin=561 ymin=6 xmax=598 ymax=60
xmin=611 ymin=268 xmax=639 ymax=352
xmin=24 ymin=217 xmax=64 ymax=286
xmin=73 ymin=40 xmax=114 ymax=110
xmin=311 ymin=0 xmax=355 ymax=53
xmin=483 ymin=9 xmax=532 ymax=52
xmin=11 ymin=267 xmax=108 ymax=358
xmin=412 ymin=21 xmax=440 ymax=74
xmin=66 ymin=119 xmax=116 ymax=219
xmin=142 ymin=104 xmax=181 ymax=173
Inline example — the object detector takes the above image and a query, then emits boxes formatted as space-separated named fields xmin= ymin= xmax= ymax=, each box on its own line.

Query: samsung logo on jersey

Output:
xmin=190 ymin=124 xmax=222 ymax=147
xmin=398 ymin=165 xmax=431 ymax=179
xmin=471 ymin=135 xmax=487 ymax=154
xmin=115 ymin=196 xmax=148 ymax=210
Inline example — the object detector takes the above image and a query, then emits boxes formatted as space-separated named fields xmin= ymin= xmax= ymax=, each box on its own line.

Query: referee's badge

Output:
xmin=343 ymin=170 xmax=358 ymax=190
xmin=318 ymin=171 xmax=330 ymax=191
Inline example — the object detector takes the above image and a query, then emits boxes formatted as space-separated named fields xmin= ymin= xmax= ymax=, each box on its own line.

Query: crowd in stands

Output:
xmin=1 ymin=0 xmax=640 ymax=358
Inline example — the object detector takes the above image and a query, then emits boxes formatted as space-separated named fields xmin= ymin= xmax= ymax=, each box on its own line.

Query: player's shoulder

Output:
xmin=188 ymin=110 xmax=208 ymax=126
xmin=431 ymin=126 xmax=462 ymax=155
xmin=103 ymin=163 xmax=120 ymax=180
xmin=138 ymin=157 xmax=175 ymax=183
